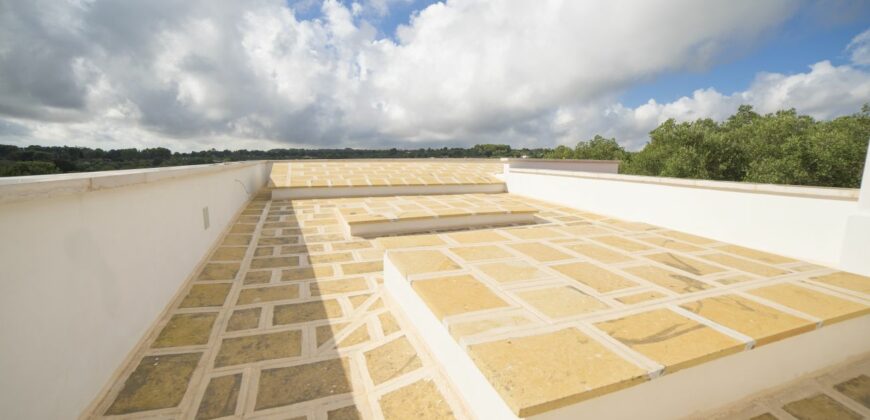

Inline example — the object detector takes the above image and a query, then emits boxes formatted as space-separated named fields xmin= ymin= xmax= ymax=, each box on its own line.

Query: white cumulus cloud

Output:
xmin=0 ymin=0 xmax=866 ymax=151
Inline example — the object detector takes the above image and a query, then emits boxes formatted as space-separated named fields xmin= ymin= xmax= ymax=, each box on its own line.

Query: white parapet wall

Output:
xmin=0 ymin=162 xmax=270 ymax=419
xmin=505 ymin=167 xmax=866 ymax=274
xmin=501 ymin=158 xmax=620 ymax=174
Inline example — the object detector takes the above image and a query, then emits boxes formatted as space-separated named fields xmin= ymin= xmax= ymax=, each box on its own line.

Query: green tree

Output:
xmin=0 ymin=161 xmax=59 ymax=176
xmin=573 ymin=135 xmax=628 ymax=160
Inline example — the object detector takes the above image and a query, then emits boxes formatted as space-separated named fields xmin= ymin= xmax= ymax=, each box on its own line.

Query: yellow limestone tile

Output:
xmin=468 ymin=328 xmax=648 ymax=417
xmin=645 ymin=252 xmax=725 ymax=276
xmin=718 ymin=244 xmax=795 ymax=264
xmin=282 ymin=265 xmax=334 ymax=281
xmin=615 ymin=291 xmax=667 ymax=305
xmin=448 ymin=314 xmax=532 ymax=339
xmin=699 ymin=253 xmax=789 ymax=277
xmin=364 ymin=336 xmax=423 ymax=385
xmin=376 ymin=234 xmax=446 ymax=250
xmin=659 ymin=230 xmax=716 ymax=245
xmin=591 ymin=236 xmax=652 ymax=252
xmin=604 ymin=220 xmax=658 ymax=232
xmin=450 ymin=245 xmax=513 ymax=262
xmin=316 ymin=323 xmax=349 ymax=347
xmin=504 ymin=227 xmax=567 ymax=240
xmin=307 ymin=252 xmax=354 ymax=264
xmin=516 ymin=286 xmax=608 ymax=318
xmin=624 ymin=265 xmax=712 ymax=294
xmin=310 ymin=277 xmax=369 ymax=296
xmin=447 ymin=230 xmax=511 ymax=244
xmin=635 ymin=235 xmax=703 ymax=252
xmin=748 ymin=283 xmax=870 ymax=324
xmin=715 ymin=274 xmax=753 ymax=285
xmin=680 ymin=295 xmax=815 ymax=346
xmin=379 ymin=312 xmax=402 ymax=335
xmin=595 ymin=308 xmax=743 ymax=373
xmin=476 ymin=260 xmax=550 ymax=284
xmin=812 ymin=272 xmax=870 ymax=295
xmin=507 ymin=242 xmax=572 ymax=262
xmin=564 ymin=243 xmax=633 ymax=264
xmin=412 ymin=274 xmax=510 ymax=319
xmin=236 ymin=284 xmax=300 ymax=305
xmin=389 ymin=250 xmax=461 ymax=277
xmin=337 ymin=324 xmax=370 ymax=348
xmin=379 ymin=379 xmax=456 ymax=420
xmin=341 ymin=260 xmax=383 ymax=275
xmin=559 ymin=224 xmax=612 ymax=236
xmin=551 ymin=262 xmax=637 ymax=293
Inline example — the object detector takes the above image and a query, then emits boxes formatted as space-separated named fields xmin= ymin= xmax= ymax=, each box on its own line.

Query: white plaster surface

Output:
xmin=0 ymin=162 xmax=270 ymax=419
xmin=840 ymin=147 xmax=870 ymax=275
xmin=506 ymin=169 xmax=862 ymax=271
xmin=504 ymin=159 xmax=619 ymax=174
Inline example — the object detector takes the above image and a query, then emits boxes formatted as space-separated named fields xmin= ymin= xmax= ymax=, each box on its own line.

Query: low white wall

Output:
xmin=0 ymin=162 xmax=270 ymax=419
xmin=502 ymin=158 xmax=619 ymax=174
xmin=506 ymin=169 xmax=863 ymax=271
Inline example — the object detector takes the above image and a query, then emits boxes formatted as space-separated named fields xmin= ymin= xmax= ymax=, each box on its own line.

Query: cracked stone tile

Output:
xmin=595 ymin=308 xmax=743 ymax=372
xmin=680 ymin=294 xmax=815 ymax=346
xmin=624 ymin=265 xmax=711 ymax=294
xmin=364 ymin=336 xmax=423 ymax=385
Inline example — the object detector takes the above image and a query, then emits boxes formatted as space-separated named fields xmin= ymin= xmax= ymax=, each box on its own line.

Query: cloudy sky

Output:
xmin=1 ymin=0 xmax=869 ymax=151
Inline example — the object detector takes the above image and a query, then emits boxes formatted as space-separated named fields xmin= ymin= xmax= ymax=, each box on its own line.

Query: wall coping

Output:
xmin=501 ymin=157 xmax=621 ymax=164
xmin=0 ymin=161 xmax=268 ymax=205
xmin=509 ymin=168 xmax=860 ymax=201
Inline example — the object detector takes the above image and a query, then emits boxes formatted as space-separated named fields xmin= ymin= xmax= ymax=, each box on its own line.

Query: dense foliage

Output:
xmin=544 ymin=105 xmax=870 ymax=188
xmin=2 ymin=105 xmax=867 ymax=187
xmin=0 ymin=144 xmax=548 ymax=177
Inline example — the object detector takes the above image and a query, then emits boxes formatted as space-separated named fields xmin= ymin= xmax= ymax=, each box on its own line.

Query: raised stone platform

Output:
xmin=270 ymin=160 xmax=506 ymax=199
xmin=336 ymin=194 xmax=538 ymax=237
xmin=381 ymin=222 xmax=870 ymax=419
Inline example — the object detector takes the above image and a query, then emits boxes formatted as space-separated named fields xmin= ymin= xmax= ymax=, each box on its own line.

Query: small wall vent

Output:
xmin=202 ymin=206 xmax=210 ymax=230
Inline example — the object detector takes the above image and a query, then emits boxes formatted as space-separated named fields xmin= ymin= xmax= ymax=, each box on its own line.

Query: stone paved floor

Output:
xmin=85 ymin=189 xmax=870 ymax=419
xmin=381 ymin=203 xmax=870 ymax=416
xmin=699 ymin=354 xmax=870 ymax=419
xmin=87 ymin=191 xmax=471 ymax=419
xmin=269 ymin=161 xmax=504 ymax=188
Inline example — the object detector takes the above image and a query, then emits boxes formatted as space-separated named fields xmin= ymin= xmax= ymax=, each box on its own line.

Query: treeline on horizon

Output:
xmin=1 ymin=104 xmax=868 ymax=188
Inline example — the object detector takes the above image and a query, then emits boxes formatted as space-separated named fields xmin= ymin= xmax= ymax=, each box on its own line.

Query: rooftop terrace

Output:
xmin=1 ymin=158 xmax=869 ymax=419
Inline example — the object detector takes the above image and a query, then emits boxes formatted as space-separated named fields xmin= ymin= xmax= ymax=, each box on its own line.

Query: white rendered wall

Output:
xmin=0 ymin=162 xmax=270 ymax=419
xmin=506 ymin=169 xmax=862 ymax=271
xmin=504 ymin=159 xmax=619 ymax=173
xmin=840 ymin=148 xmax=870 ymax=275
